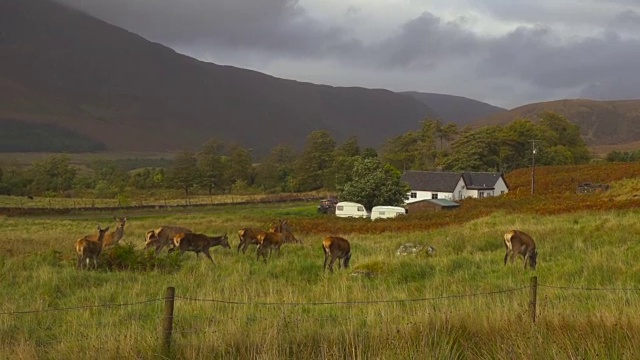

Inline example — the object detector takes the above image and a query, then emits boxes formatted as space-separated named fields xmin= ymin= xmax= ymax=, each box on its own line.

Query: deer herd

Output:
xmin=74 ymin=216 xmax=538 ymax=272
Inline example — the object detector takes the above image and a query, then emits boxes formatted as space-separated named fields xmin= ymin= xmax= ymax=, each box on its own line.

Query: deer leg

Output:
xmin=323 ymin=252 xmax=329 ymax=271
xmin=504 ymin=251 xmax=510 ymax=265
xmin=237 ymin=239 xmax=244 ymax=253
xmin=329 ymin=256 xmax=338 ymax=272
xmin=204 ymin=250 xmax=214 ymax=264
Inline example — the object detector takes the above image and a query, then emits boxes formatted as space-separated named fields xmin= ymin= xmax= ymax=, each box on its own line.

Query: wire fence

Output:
xmin=3 ymin=279 xmax=640 ymax=354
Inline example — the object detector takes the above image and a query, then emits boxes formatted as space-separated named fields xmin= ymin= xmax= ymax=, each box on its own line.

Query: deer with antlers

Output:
xmin=75 ymin=225 xmax=110 ymax=270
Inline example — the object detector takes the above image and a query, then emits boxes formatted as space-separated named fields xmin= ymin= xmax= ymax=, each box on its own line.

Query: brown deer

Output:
xmin=84 ymin=217 xmax=127 ymax=248
xmin=237 ymin=227 xmax=262 ymax=254
xmin=256 ymin=230 xmax=284 ymax=262
xmin=145 ymin=225 xmax=192 ymax=255
xmin=170 ymin=232 xmax=230 ymax=263
xmin=75 ymin=226 xmax=110 ymax=270
xmin=503 ymin=230 xmax=537 ymax=270
xmin=273 ymin=219 xmax=303 ymax=245
xmin=322 ymin=236 xmax=351 ymax=272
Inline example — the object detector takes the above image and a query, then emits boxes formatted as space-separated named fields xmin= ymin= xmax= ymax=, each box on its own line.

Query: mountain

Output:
xmin=473 ymin=99 xmax=640 ymax=148
xmin=401 ymin=92 xmax=506 ymax=125
xmin=1 ymin=0 xmax=441 ymax=154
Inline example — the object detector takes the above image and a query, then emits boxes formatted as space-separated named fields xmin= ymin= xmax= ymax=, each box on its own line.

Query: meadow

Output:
xmin=3 ymin=196 xmax=640 ymax=359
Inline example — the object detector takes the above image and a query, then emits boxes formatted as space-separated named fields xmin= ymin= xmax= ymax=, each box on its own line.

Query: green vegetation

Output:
xmin=2 ymin=199 xmax=640 ymax=358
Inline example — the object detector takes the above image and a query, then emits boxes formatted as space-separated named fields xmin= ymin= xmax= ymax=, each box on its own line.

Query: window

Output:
xmin=431 ymin=193 xmax=438 ymax=199
xmin=501 ymin=191 xmax=505 ymax=195
xmin=479 ymin=192 xmax=484 ymax=199
xmin=410 ymin=192 xmax=417 ymax=198
xmin=458 ymin=190 xmax=463 ymax=199
xmin=357 ymin=206 xmax=364 ymax=212
xmin=337 ymin=206 xmax=344 ymax=211
xmin=379 ymin=211 xmax=385 ymax=215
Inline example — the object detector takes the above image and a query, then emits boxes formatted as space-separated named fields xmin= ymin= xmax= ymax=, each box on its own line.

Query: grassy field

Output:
xmin=2 ymin=196 xmax=640 ymax=359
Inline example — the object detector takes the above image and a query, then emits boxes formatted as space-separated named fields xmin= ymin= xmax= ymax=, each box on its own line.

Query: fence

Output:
xmin=2 ymin=277 xmax=640 ymax=356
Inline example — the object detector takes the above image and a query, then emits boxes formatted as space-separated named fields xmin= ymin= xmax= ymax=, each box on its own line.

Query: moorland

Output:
xmin=2 ymin=163 xmax=640 ymax=358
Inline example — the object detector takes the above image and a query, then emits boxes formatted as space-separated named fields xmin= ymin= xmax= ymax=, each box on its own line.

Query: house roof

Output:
xmin=426 ymin=199 xmax=460 ymax=207
xmin=401 ymin=171 xmax=462 ymax=192
xmin=402 ymin=170 xmax=506 ymax=192
xmin=462 ymin=172 xmax=504 ymax=190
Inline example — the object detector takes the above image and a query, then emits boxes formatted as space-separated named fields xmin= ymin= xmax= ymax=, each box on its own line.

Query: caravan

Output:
xmin=370 ymin=206 xmax=407 ymax=220
xmin=335 ymin=202 xmax=369 ymax=218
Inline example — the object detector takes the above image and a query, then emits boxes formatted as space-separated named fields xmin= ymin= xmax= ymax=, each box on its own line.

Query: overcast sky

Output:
xmin=55 ymin=0 xmax=640 ymax=109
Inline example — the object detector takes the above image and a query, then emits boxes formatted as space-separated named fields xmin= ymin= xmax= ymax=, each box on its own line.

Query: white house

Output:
xmin=400 ymin=171 xmax=509 ymax=203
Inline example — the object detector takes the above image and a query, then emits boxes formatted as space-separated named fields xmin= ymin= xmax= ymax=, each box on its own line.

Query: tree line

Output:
xmin=0 ymin=111 xmax=601 ymax=208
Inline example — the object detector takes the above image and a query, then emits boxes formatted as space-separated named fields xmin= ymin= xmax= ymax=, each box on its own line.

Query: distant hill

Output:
xmin=473 ymin=99 xmax=640 ymax=149
xmin=402 ymin=92 xmax=506 ymax=126
xmin=1 ymin=0 xmax=442 ymax=154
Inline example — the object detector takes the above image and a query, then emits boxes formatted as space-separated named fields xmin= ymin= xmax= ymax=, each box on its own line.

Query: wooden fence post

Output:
xmin=529 ymin=276 xmax=538 ymax=324
xmin=162 ymin=286 xmax=176 ymax=353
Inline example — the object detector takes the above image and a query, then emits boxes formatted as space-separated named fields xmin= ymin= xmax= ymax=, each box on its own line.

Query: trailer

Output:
xmin=370 ymin=206 xmax=407 ymax=220
xmin=334 ymin=201 xmax=369 ymax=218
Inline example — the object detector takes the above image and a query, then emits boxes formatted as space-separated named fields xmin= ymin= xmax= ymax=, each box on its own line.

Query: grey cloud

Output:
xmin=368 ymin=12 xmax=479 ymax=69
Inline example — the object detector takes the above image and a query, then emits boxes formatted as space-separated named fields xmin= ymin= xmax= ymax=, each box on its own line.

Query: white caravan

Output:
xmin=370 ymin=206 xmax=407 ymax=220
xmin=335 ymin=201 xmax=369 ymax=218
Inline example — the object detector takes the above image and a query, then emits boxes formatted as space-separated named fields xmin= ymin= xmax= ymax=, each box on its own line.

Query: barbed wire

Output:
xmin=539 ymin=284 xmax=640 ymax=292
xmin=0 ymin=298 xmax=164 ymax=316
xmin=3 ymin=283 xmax=640 ymax=317
xmin=175 ymin=286 xmax=528 ymax=306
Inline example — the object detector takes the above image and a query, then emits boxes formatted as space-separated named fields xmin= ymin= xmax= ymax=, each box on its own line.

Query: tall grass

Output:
xmin=2 ymin=205 xmax=640 ymax=358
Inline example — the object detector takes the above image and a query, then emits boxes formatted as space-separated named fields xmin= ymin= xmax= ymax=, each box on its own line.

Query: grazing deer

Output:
xmin=75 ymin=226 xmax=110 ymax=270
xmin=273 ymin=219 xmax=303 ymax=245
xmin=503 ymin=230 xmax=537 ymax=270
xmin=84 ymin=217 xmax=127 ymax=248
xmin=170 ymin=232 xmax=230 ymax=263
xmin=237 ymin=227 xmax=262 ymax=254
xmin=256 ymin=230 xmax=284 ymax=262
xmin=145 ymin=225 xmax=192 ymax=255
xmin=322 ymin=236 xmax=351 ymax=272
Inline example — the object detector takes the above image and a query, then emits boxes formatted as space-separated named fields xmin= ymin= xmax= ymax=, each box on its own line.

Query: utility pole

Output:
xmin=530 ymin=140 xmax=539 ymax=195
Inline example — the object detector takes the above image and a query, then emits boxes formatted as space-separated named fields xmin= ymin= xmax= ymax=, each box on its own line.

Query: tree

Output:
xmin=225 ymin=144 xmax=254 ymax=190
xmin=443 ymin=126 xmax=504 ymax=172
xmin=27 ymin=155 xmax=77 ymax=195
xmin=198 ymin=140 xmax=226 ymax=195
xmin=537 ymin=112 xmax=591 ymax=165
xmin=168 ymin=151 xmax=199 ymax=197
xmin=254 ymin=144 xmax=297 ymax=192
xmin=380 ymin=132 xmax=421 ymax=171
xmin=339 ymin=157 xmax=410 ymax=211
xmin=292 ymin=130 xmax=336 ymax=191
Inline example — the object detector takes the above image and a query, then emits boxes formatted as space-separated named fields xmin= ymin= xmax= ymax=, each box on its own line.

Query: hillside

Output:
xmin=402 ymin=91 xmax=506 ymax=126
xmin=473 ymin=99 xmax=640 ymax=149
xmin=0 ymin=0 xmax=438 ymax=154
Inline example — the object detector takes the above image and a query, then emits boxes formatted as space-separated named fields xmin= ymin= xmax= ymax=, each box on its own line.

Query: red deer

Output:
xmin=504 ymin=230 xmax=537 ymax=270
xmin=256 ymin=231 xmax=284 ymax=262
xmin=75 ymin=226 xmax=110 ymax=270
xmin=145 ymin=225 xmax=192 ymax=255
xmin=170 ymin=232 xmax=230 ymax=263
xmin=322 ymin=236 xmax=351 ymax=272
xmin=237 ymin=227 xmax=262 ymax=254
xmin=84 ymin=217 xmax=127 ymax=248
xmin=273 ymin=219 xmax=303 ymax=245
